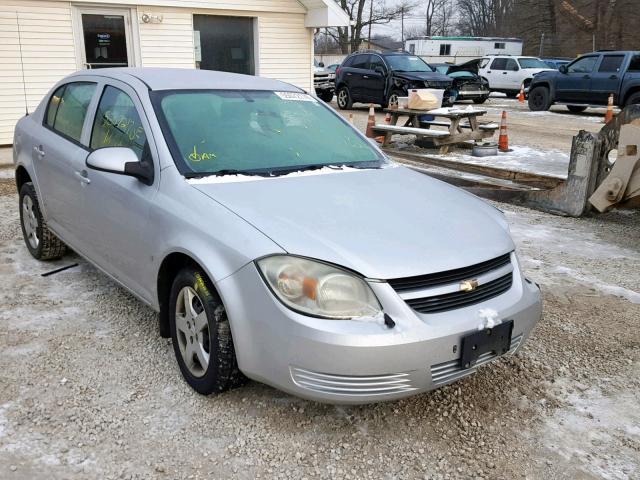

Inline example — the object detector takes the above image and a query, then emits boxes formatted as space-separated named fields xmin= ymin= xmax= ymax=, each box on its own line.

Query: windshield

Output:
xmin=518 ymin=58 xmax=549 ymax=69
xmin=385 ymin=55 xmax=434 ymax=72
xmin=152 ymin=90 xmax=384 ymax=176
xmin=433 ymin=65 xmax=449 ymax=74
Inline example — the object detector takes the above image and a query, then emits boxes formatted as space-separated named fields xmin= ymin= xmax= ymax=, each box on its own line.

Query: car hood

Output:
xmin=447 ymin=59 xmax=483 ymax=75
xmin=190 ymin=166 xmax=514 ymax=280
xmin=193 ymin=167 xmax=514 ymax=279
xmin=395 ymin=71 xmax=453 ymax=84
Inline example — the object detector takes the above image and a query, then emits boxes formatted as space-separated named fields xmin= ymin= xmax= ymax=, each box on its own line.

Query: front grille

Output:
xmin=430 ymin=333 xmax=523 ymax=386
xmin=290 ymin=367 xmax=416 ymax=396
xmin=426 ymin=81 xmax=451 ymax=89
xmin=405 ymin=273 xmax=513 ymax=314
xmin=388 ymin=253 xmax=511 ymax=293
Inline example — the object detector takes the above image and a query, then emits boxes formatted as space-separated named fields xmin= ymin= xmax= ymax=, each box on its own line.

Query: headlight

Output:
xmin=256 ymin=255 xmax=382 ymax=319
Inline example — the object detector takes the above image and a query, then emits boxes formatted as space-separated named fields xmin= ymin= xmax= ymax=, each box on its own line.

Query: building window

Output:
xmin=409 ymin=44 xmax=415 ymax=55
xmin=193 ymin=15 xmax=255 ymax=75
xmin=439 ymin=44 xmax=451 ymax=56
xmin=494 ymin=42 xmax=506 ymax=49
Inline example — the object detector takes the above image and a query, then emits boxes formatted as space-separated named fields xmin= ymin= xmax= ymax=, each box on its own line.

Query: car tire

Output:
xmin=318 ymin=90 xmax=334 ymax=103
xmin=473 ymin=96 xmax=489 ymax=104
xmin=567 ymin=105 xmax=587 ymax=113
xmin=169 ymin=267 xmax=246 ymax=395
xmin=19 ymin=182 xmax=66 ymax=260
xmin=528 ymin=86 xmax=552 ymax=111
xmin=625 ymin=91 xmax=640 ymax=107
xmin=336 ymin=86 xmax=353 ymax=110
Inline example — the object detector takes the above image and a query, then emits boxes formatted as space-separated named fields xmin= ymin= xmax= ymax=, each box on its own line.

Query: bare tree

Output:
xmin=326 ymin=0 xmax=416 ymax=53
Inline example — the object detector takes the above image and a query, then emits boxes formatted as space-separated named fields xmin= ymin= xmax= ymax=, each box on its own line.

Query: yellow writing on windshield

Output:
xmin=188 ymin=145 xmax=217 ymax=162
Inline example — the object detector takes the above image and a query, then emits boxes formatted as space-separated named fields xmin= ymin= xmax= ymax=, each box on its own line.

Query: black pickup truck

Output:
xmin=528 ymin=51 xmax=640 ymax=112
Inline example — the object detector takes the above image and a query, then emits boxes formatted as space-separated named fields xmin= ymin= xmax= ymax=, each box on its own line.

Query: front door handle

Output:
xmin=609 ymin=74 xmax=618 ymax=79
xmin=33 ymin=145 xmax=45 ymax=157
xmin=502 ymin=71 xmax=508 ymax=74
xmin=75 ymin=170 xmax=91 ymax=185
xmin=583 ymin=75 xmax=591 ymax=79
xmin=363 ymin=75 xmax=369 ymax=79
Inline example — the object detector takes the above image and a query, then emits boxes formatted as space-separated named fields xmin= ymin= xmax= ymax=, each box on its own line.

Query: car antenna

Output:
xmin=16 ymin=12 xmax=29 ymax=116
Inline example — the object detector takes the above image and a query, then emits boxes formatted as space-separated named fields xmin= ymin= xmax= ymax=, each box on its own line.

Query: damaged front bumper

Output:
xmin=216 ymin=253 xmax=542 ymax=404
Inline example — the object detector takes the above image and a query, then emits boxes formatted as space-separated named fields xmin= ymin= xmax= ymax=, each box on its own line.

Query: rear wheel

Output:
xmin=625 ymin=91 xmax=640 ymax=107
xmin=169 ymin=267 xmax=245 ymax=395
xmin=567 ymin=105 xmax=587 ymax=113
xmin=528 ymin=86 xmax=551 ymax=111
xmin=19 ymin=182 xmax=66 ymax=260
xmin=336 ymin=86 xmax=353 ymax=110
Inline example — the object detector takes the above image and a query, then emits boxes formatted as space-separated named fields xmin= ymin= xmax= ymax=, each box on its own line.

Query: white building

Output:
xmin=405 ymin=36 xmax=523 ymax=64
xmin=0 ymin=0 xmax=349 ymax=145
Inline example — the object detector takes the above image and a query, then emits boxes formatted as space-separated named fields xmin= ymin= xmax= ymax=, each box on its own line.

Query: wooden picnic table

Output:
xmin=374 ymin=107 xmax=498 ymax=153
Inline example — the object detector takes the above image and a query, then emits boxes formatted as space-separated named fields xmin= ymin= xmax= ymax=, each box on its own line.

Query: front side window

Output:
xmin=46 ymin=82 xmax=96 ymax=143
xmin=598 ymin=55 xmax=624 ymax=73
xmin=568 ymin=56 xmax=597 ymax=74
xmin=369 ymin=55 xmax=386 ymax=73
xmin=505 ymin=59 xmax=519 ymax=71
xmin=153 ymin=90 xmax=383 ymax=176
xmin=386 ymin=55 xmax=432 ymax=72
xmin=90 ymin=86 xmax=147 ymax=160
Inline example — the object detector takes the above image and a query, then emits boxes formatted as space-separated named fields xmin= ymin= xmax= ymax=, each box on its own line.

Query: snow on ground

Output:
xmin=432 ymin=145 xmax=570 ymax=178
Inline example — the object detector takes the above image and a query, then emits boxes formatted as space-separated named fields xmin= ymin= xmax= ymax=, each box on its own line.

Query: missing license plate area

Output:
xmin=461 ymin=320 xmax=513 ymax=369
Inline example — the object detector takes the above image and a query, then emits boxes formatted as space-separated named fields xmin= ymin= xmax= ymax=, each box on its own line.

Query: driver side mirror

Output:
xmin=559 ymin=64 xmax=568 ymax=74
xmin=86 ymin=147 xmax=154 ymax=186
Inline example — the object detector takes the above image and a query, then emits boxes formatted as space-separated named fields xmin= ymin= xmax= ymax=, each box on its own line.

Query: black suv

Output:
xmin=335 ymin=51 xmax=455 ymax=109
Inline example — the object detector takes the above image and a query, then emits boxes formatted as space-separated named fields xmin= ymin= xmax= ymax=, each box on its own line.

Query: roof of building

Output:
xmin=406 ymin=36 xmax=523 ymax=43
xmin=67 ymin=68 xmax=303 ymax=92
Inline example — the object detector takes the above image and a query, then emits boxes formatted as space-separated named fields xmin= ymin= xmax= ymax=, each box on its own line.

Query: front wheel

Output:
xmin=528 ymin=86 xmax=552 ymax=111
xmin=336 ymin=86 xmax=353 ymax=110
xmin=19 ymin=182 xmax=66 ymax=260
xmin=169 ymin=267 xmax=245 ymax=395
xmin=387 ymin=89 xmax=405 ymax=108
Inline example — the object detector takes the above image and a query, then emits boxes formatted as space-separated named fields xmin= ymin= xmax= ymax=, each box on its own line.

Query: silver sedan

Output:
xmin=13 ymin=68 xmax=542 ymax=404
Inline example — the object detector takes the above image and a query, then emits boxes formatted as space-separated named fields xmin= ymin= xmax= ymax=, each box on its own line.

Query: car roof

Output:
xmin=65 ymin=67 xmax=303 ymax=92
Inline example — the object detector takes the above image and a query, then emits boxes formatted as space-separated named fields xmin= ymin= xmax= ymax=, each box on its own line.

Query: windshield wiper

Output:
xmin=184 ymin=169 xmax=267 ymax=179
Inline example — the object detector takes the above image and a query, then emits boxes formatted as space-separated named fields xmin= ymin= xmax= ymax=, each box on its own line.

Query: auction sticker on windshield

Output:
xmin=274 ymin=91 xmax=317 ymax=102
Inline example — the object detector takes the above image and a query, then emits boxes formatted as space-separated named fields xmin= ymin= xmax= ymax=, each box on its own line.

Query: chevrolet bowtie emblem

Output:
xmin=459 ymin=279 xmax=479 ymax=292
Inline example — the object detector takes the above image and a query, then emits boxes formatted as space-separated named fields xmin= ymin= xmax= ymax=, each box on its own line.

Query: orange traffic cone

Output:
xmin=498 ymin=111 xmax=510 ymax=152
xmin=604 ymin=93 xmax=614 ymax=123
xmin=365 ymin=104 xmax=376 ymax=138
xmin=517 ymin=85 xmax=525 ymax=103
xmin=348 ymin=113 xmax=354 ymax=124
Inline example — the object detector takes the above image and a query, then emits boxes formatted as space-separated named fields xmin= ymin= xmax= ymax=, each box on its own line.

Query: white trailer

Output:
xmin=405 ymin=36 xmax=523 ymax=64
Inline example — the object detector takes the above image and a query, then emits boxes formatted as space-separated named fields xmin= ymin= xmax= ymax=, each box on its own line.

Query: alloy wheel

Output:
xmin=22 ymin=195 xmax=39 ymax=249
xmin=175 ymin=286 xmax=211 ymax=378
xmin=337 ymin=89 xmax=348 ymax=108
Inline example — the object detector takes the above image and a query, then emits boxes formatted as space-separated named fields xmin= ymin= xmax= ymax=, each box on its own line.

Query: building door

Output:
xmin=77 ymin=8 xmax=134 ymax=69
xmin=193 ymin=15 xmax=255 ymax=75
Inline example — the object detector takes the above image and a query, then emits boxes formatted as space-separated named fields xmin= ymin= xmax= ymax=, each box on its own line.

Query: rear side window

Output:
xmin=505 ymin=59 xmax=518 ymax=71
xmin=45 ymin=82 xmax=96 ymax=143
xmin=351 ymin=55 xmax=370 ymax=69
xmin=490 ymin=58 xmax=507 ymax=70
xmin=568 ymin=56 xmax=597 ymax=74
xmin=598 ymin=55 xmax=624 ymax=73
xmin=629 ymin=55 xmax=640 ymax=72
xmin=90 ymin=86 xmax=147 ymax=160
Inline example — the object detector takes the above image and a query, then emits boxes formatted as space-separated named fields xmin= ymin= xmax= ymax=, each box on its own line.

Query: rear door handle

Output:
xmin=75 ymin=170 xmax=91 ymax=184
xmin=33 ymin=145 xmax=45 ymax=157
xmin=583 ymin=75 xmax=591 ymax=79
xmin=502 ymin=72 xmax=507 ymax=74
xmin=346 ymin=72 xmax=352 ymax=76
xmin=609 ymin=74 xmax=618 ymax=79
xmin=363 ymin=75 xmax=369 ymax=79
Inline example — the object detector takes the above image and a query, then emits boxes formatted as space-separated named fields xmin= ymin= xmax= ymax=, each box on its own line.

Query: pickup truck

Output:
xmin=314 ymin=60 xmax=335 ymax=103
xmin=528 ymin=50 xmax=640 ymax=112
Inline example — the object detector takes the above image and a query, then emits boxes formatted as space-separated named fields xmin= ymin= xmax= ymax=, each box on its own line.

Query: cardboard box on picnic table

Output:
xmin=408 ymin=89 xmax=442 ymax=111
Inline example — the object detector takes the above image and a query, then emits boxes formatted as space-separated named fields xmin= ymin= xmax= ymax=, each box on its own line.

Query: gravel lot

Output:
xmin=1 ymin=100 xmax=639 ymax=480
